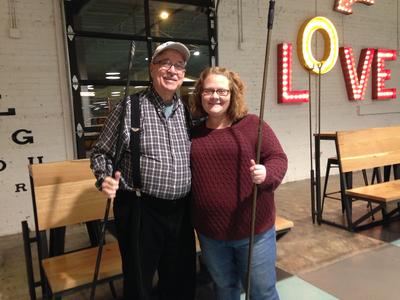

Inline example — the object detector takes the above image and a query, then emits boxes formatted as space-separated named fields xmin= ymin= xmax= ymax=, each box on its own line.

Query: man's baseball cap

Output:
xmin=151 ymin=41 xmax=190 ymax=62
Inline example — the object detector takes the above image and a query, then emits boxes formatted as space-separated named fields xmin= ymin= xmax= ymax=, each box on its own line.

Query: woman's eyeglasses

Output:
xmin=202 ymin=89 xmax=230 ymax=96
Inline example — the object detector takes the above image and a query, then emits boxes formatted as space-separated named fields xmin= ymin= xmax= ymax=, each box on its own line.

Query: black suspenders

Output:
xmin=130 ymin=94 xmax=142 ymax=196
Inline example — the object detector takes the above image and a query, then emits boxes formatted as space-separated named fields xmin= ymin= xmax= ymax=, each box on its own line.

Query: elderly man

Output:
xmin=91 ymin=41 xmax=195 ymax=300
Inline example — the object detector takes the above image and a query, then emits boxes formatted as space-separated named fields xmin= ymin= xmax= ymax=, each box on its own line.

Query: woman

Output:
xmin=190 ymin=67 xmax=288 ymax=300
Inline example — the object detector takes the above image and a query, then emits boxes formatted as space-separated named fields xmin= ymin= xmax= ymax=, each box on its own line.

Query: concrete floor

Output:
xmin=1 ymin=173 xmax=400 ymax=299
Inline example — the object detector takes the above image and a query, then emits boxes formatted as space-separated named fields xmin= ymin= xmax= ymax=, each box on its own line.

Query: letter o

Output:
xmin=0 ymin=160 xmax=6 ymax=172
xmin=297 ymin=16 xmax=339 ymax=74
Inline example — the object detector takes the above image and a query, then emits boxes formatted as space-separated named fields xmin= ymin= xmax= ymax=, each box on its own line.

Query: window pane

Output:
xmin=72 ymin=0 xmax=146 ymax=36
xmin=81 ymin=84 xmax=148 ymax=129
xmin=75 ymin=38 xmax=149 ymax=81
xmin=185 ymin=44 xmax=210 ymax=80
xmin=149 ymin=1 xmax=209 ymax=40
xmin=179 ymin=85 xmax=195 ymax=107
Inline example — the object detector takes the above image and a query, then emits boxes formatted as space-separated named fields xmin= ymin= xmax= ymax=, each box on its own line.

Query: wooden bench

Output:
xmin=275 ymin=216 xmax=294 ymax=239
xmin=195 ymin=216 xmax=294 ymax=253
xmin=336 ymin=125 xmax=400 ymax=231
xmin=22 ymin=159 xmax=122 ymax=299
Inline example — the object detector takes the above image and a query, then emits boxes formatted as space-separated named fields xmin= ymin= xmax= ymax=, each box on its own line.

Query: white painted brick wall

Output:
xmin=0 ymin=0 xmax=72 ymax=235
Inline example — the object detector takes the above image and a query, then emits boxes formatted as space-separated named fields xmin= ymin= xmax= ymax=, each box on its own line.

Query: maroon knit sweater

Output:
xmin=191 ymin=114 xmax=288 ymax=241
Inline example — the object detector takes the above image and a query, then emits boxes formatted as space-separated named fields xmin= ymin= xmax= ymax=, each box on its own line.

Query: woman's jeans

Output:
xmin=198 ymin=227 xmax=279 ymax=300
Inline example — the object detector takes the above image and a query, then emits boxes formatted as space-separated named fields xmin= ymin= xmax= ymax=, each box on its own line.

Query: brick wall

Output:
xmin=0 ymin=0 xmax=72 ymax=235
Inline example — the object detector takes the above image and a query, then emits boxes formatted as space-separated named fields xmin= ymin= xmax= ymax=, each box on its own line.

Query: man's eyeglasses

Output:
xmin=202 ymin=88 xmax=230 ymax=97
xmin=153 ymin=59 xmax=186 ymax=72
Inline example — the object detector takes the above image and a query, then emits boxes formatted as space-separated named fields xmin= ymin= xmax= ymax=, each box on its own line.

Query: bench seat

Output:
xmin=275 ymin=216 xmax=294 ymax=232
xmin=346 ymin=179 xmax=400 ymax=203
xmin=42 ymin=242 xmax=122 ymax=294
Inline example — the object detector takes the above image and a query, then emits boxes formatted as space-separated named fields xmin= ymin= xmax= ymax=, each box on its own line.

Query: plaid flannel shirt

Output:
xmin=90 ymin=86 xmax=191 ymax=200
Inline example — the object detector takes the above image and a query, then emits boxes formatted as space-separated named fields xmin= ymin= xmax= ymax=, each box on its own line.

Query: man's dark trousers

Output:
xmin=113 ymin=190 xmax=196 ymax=300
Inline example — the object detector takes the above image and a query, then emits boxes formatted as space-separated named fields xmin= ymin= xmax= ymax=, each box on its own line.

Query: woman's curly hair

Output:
xmin=190 ymin=67 xmax=248 ymax=122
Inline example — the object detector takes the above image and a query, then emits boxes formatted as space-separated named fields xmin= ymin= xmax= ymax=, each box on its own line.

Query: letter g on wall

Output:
xmin=12 ymin=129 xmax=34 ymax=145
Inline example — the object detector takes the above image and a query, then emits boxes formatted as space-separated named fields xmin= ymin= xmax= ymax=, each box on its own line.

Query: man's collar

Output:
xmin=149 ymin=85 xmax=179 ymax=110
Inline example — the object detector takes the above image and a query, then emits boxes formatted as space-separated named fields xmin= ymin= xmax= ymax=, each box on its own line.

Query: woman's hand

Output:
xmin=101 ymin=171 xmax=121 ymax=199
xmin=250 ymin=159 xmax=266 ymax=184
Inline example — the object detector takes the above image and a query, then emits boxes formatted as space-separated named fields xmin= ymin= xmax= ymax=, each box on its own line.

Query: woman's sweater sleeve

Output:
xmin=258 ymin=121 xmax=288 ymax=191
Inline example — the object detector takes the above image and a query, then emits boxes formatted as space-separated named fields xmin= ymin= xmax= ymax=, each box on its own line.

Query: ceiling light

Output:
xmin=159 ymin=11 xmax=169 ymax=20
xmin=105 ymin=72 xmax=120 ymax=75
xmin=193 ymin=51 xmax=200 ymax=56
xmin=106 ymin=76 xmax=120 ymax=80
xmin=80 ymin=91 xmax=95 ymax=97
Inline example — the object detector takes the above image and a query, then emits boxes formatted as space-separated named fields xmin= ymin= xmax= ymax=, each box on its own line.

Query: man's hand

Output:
xmin=101 ymin=171 xmax=121 ymax=199
xmin=250 ymin=159 xmax=266 ymax=184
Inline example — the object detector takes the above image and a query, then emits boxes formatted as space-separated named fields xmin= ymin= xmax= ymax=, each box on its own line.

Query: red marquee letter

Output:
xmin=334 ymin=0 xmax=375 ymax=15
xmin=339 ymin=47 xmax=374 ymax=101
xmin=277 ymin=43 xmax=309 ymax=104
xmin=372 ymin=49 xmax=397 ymax=100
